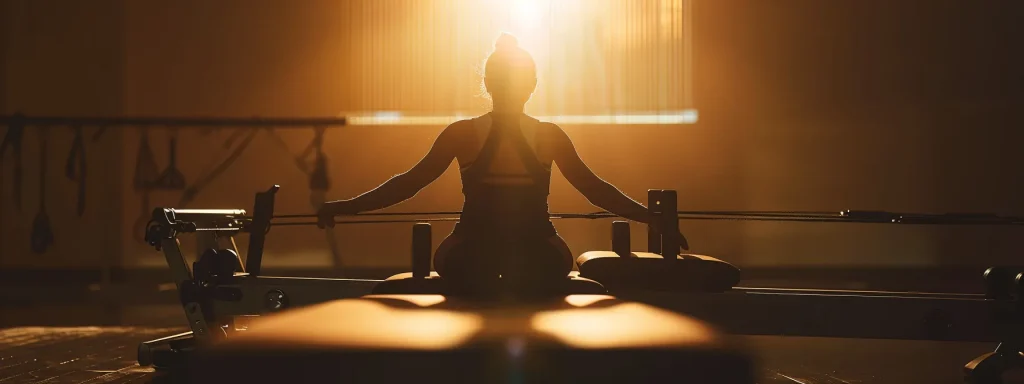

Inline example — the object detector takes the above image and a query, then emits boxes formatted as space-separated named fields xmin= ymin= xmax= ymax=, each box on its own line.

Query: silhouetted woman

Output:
xmin=319 ymin=33 xmax=678 ymax=295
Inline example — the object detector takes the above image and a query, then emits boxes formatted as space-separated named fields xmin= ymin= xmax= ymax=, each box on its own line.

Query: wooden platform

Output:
xmin=0 ymin=325 xmax=1013 ymax=383
xmin=190 ymin=295 xmax=752 ymax=383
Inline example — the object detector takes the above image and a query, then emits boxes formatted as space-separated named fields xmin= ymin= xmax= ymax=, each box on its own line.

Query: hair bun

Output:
xmin=494 ymin=33 xmax=520 ymax=52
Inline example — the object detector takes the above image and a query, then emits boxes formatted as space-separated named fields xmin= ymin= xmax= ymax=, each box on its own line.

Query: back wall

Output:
xmin=1 ymin=0 xmax=1022 ymax=273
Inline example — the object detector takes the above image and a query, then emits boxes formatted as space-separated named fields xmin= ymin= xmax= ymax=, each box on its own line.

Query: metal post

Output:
xmin=245 ymin=185 xmax=279 ymax=275
xmin=412 ymin=223 xmax=432 ymax=278
xmin=659 ymin=190 xmax=679 ymax=257
xmin=612 ymin=220 xmax=631 ymax=257
xmin=647 ymin=190 xmax=662 ymax=254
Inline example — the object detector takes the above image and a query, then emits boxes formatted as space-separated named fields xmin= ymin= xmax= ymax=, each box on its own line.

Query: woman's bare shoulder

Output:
xmin=440 ymin=117 xmax=477 ymax=137
xmin=436 ymin=116 xmax=485 ymax=149
xmin=533 ymin=118 xmax=570 ymax=143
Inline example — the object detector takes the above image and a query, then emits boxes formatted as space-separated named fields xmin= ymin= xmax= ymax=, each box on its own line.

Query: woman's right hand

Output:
xmin=674 ymin=230 xmax=690 ymax=251
xmin=317 ymin=200 xmax=359 ymax=228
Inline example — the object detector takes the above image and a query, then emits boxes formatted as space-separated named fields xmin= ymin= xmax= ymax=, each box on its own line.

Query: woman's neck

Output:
xmin=491 ymin=103 xmax=525 ymax=114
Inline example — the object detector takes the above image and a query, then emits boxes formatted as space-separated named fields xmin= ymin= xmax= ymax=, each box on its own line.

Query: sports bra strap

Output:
xmin=462 ymin=113 xmax=549 ymax=184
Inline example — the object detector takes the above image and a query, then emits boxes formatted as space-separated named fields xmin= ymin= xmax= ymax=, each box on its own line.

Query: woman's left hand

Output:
xmin=651 ymin=231 xmax=691 ymax=255
xmin=645 ymin=213 xmax=690 ymax=251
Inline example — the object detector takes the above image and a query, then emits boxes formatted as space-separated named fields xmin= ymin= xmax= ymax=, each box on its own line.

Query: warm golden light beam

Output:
xmin=364 ymin=294 xmax=447 ymax=307
xmin=340 ymin=0 xmax=695 ymax=120
xmin=531 ymin=302 xmax=716 ymax=349
xmin=563 ymin=294 xmax=616 ymax=307
xmin=344 ymin=109 xmax=698 ymax=126
xmin=240 ymin=299 xmax=483 ymax=350
xmin=510 ymin=0 xmax=550 ymax=28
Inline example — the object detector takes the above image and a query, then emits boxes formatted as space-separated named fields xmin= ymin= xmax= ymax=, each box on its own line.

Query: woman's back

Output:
xmin=454 ymin=112 xmax=555 ymax=234
xmin=455 ymin=112 xmax=552 ymax=186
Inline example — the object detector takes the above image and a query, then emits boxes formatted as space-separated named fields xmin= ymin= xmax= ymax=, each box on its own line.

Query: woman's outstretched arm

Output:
xmin=547 ymin=124 xmax=652 ymax=224
xmin=320 ymin=123 xmax=460 ymax=217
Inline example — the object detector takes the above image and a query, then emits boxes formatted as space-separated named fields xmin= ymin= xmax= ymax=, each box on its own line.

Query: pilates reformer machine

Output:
xmin=138 ymin=185 xmax=1024 ymax=383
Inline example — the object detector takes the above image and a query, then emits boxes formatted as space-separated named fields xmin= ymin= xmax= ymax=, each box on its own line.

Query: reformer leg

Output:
xmin=138 ymin=331 xmax=195 ymax=370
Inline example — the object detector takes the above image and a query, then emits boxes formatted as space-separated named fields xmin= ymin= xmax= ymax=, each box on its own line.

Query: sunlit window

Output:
xmin=340 ymin=0 xmax=696 ymax=125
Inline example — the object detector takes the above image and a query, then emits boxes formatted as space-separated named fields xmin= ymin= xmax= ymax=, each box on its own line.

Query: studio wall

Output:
xmin=1 ymin=0 xmax=1022 ymax=272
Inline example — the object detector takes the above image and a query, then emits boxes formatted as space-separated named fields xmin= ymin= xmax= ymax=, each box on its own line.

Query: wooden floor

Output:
xmin=0 ymin=324 xmax=1014 ymax=384
xmin=0 ymin=268 xmax=1000 ymax=382
xmin=0 ymin=327 xmax=176 ymax=384
xmin=750 ymin=336 xmax=1002 ymax=384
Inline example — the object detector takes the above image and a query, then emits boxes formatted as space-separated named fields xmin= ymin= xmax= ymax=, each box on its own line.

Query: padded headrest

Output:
xmin=576 ymin=251 xmax=741 ymax=293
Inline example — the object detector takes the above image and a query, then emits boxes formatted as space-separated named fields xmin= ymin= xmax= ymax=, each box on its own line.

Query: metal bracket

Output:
xmin=139 ymin=185 xmax=377 ymax=369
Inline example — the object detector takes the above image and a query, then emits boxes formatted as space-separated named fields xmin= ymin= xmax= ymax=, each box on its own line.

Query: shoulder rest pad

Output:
xmin=576 ymin=251 xmax=740 ymax=293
